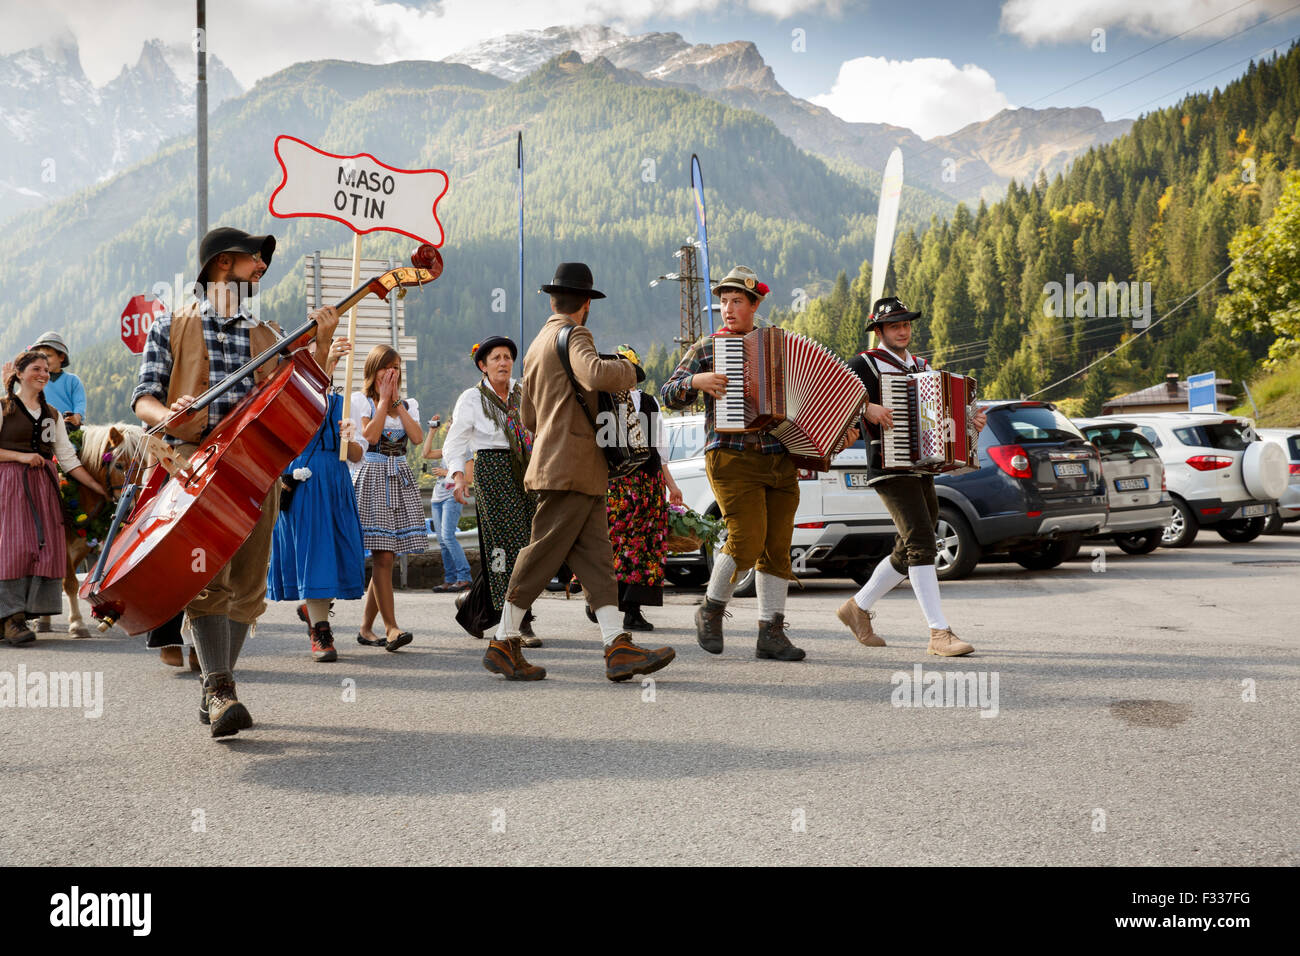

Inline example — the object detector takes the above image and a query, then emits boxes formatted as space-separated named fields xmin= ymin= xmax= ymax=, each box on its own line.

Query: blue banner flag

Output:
xmin=691 ymin=154 xmax=713 ymax=333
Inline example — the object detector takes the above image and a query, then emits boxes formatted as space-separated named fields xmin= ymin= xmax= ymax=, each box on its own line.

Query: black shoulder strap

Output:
xmin=864 ymin=348 xmax=912 ymax=373
xmin=555 ymin=326 xmax=599 ymax=431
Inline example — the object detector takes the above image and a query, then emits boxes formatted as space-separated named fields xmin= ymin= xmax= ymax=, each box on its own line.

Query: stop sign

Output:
xmin=120 ymin=294 xmax=167 ymax=354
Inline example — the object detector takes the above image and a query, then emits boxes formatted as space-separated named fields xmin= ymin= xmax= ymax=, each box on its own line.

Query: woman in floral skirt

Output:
xmin=596 ymin=346 xmax=683 ymax=631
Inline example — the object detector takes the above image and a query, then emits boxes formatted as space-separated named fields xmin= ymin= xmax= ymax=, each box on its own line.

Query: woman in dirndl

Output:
xmin=267 ymin=337 xmax=368 ymax=662
xmin=350 ymin=345 xmax=425 ymax=651
xmin=0 ymin=351 xmax=107 ymax=645
xmin=442 ymin=336 xmax=541 ymax=646
xmin=588 ymin=345 xmax=683 ymax=631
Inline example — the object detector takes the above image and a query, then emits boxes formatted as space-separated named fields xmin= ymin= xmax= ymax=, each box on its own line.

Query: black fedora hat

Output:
xmin=868 ymin=296 xmax=921 ymax=329
xmin=198 ymin=226 xmax=276 ymax=280
xmin=471 ymin=335 xmax=518 ymax=367
xmin=539 ymin=261 xmax=605 ymax=299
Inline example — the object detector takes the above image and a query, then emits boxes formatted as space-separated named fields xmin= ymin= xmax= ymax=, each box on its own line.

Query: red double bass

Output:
xmin=81 ymin=245 xmax=443 ymax=635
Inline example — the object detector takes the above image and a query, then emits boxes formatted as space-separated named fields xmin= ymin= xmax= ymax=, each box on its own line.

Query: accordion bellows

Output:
xmin=715 ymin=327 xmax=866 ymax=471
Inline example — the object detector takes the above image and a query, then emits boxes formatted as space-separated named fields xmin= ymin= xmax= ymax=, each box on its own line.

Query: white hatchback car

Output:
xmin=662 ymin=414 xmax=896 ymax=595
xmin=1094 ymin=412 xmax=1289 ymax=546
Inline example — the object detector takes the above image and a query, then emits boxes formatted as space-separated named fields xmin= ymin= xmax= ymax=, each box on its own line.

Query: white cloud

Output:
xmin=1001 ymin=0 xmax=1300 ymax=45
xmin=0 ymin=0 xmax=840 ymax=87
xmin=810 ymin=56 xmax=1013 ymax=140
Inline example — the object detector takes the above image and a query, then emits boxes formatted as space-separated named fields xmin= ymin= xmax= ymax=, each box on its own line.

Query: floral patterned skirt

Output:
xmin=607 ymin=464 xmax=666 ymax=608
xmin=475 ymin=449 xmax=535 ymax=613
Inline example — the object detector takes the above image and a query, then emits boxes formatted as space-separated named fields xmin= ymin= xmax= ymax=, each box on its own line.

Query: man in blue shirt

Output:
xmin=30 ymin=331 xmax=86 ymax=427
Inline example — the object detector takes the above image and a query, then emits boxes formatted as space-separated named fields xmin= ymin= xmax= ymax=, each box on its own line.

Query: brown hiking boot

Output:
xmin=694 ymin=598 xmax=728 ymax=654
xmin=756 ymin=613 xmax=806 ymax=661
xmin=483 ymin=637 xmax=546 ymax=681
xmin=604 ymin=634 xmax=676 ymax=682
xmin=206 ymin=678 xmax=253 ymax=737
xmin=4 ymin=613 xmax=35 ymax=646
xmin=837 ymin=598 xmax=885 ymax=647
xmin=160 ymin=645 xmax=184 ymax=666
xmin=927 ymin=627 xmax=974 ymax=657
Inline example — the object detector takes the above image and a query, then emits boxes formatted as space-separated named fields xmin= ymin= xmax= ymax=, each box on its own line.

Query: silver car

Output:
xmin=1257 ymin=428 xmax=1300 ymax=532
xmin=1074 ymin=418 xmax=1171 ymax=554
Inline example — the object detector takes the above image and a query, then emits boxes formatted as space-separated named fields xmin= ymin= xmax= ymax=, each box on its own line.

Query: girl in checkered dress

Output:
xmin=350 ymin=346 xmax=425 ymax=651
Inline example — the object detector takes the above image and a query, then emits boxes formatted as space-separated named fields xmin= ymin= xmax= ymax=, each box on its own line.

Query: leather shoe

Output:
xmin=483 ymin=637 xmax=546 ymax=681
xmin=604 ymin=634 xmax=676 ymax=682
xmin=694 ymin=598 xmax=728 ymax=654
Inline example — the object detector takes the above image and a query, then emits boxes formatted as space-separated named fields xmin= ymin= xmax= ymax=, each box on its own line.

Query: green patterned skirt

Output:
xmin=474 ymin=449 xmax=535 ymax=612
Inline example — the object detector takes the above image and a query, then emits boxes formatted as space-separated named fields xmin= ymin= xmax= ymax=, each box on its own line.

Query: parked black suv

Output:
xmin=933 ymin=401 xmax=1107 ymax=579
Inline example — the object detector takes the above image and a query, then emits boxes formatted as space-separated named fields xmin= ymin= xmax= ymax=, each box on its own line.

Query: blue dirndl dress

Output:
xmin=266 ymin=392 xmax=366 ymax=601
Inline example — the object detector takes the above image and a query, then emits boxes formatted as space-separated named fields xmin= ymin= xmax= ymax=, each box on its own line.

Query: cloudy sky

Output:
xmin=3 ymin=0 xmax=1299 ymax=138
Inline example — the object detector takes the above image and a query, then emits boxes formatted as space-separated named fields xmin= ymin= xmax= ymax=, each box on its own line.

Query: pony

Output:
xmin=35 ymin=423 xmax=149 ymax=637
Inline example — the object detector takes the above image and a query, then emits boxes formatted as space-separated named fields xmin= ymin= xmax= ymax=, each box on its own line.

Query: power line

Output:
xmin=1026 ymin=262 xmax=1235 ymax=398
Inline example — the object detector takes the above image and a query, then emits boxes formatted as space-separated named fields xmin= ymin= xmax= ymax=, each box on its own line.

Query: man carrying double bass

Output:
xmin=131 ymin=227 xmax=338 ymax=737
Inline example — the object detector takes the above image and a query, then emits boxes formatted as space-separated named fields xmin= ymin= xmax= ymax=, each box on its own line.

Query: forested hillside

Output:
xmin=768 ymin=45 xmax=1300 ymax=413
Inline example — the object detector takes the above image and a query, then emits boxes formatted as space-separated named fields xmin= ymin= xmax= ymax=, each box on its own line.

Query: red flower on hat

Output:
xmin=756 ymin=282 xmax=770 ymax=296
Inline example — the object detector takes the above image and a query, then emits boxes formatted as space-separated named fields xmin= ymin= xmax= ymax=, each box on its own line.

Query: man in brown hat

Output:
xmin=131 ymin=226 xmax=339 ymax=736
xmin=485 ymin=262 xmax=676 ymax=683
xmin=837 ymin=296 xmax=985 ymax=657
xmin=661 ymin=266 xmax=838 ymax=661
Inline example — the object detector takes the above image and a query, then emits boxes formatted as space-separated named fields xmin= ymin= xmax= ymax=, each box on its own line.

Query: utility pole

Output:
xmin=650 ymin=240 xmax=706 ymax=355
xmin=196 ymin=0 xmax=208 ymax=244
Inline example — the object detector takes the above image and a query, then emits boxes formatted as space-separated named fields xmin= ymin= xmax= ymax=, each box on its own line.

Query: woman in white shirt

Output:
xmin=0 ymin=351 xmax=107 ymax=645
xmin=442 ymin=335 xmax=540 ymax=646
xmin=349 ymin=345 xmax=424 ymax=652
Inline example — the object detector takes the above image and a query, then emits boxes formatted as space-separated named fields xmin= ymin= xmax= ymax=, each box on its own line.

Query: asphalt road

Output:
xmin=3 ymin=528 xmax=1297 ymax=866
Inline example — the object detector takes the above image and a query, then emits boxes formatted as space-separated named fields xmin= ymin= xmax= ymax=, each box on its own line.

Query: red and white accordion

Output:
xmin=714 ymin=327 xmax=866 ymax=471
xmin=878 ymin=369 xmax=978 ymax=473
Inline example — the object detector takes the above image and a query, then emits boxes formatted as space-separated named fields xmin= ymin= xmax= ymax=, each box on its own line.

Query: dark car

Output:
xmin=932 ymin=401 xmax=1107 ymax=579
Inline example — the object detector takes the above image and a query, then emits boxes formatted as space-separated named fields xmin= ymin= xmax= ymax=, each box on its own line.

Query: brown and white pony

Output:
xmin=36 ymin=423 xmax=149 ymax=637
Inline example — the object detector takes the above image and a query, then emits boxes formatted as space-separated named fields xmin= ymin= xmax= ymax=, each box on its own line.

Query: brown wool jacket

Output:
xmin=521 ymin=313 xmax=637 ymax=495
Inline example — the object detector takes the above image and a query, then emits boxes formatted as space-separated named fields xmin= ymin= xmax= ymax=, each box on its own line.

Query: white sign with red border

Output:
xmin=268 ymin=135 xmax=448 ymax=246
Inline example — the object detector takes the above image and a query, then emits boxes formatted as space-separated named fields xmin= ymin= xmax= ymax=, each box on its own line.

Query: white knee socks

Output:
xmin=495 ymin=602 xmax=527 ymax=640
xmin=755 ymin=572 xmax=788 ymax=622
xmin=706 ymin=552 xmax=739 ymax=604
xmin=854 ymin=560 xmax=906 ymax=610
xmin=908 ymin=564 xmax=949 ymax=630
xmin=593 ymin=605 xmax=623 ymax=646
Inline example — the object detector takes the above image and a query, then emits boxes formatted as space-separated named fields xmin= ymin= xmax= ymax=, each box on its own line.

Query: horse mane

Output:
xmin=79 ymin=422 xmax=148 ymax=479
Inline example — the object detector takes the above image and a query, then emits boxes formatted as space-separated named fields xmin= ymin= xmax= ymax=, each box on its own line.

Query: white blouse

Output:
xmin=350 ymin=392 xmax=420 ymax=446
xmin=0 ymin=401 xmax=81 ymax=472
xmin=442 ymin=378 xmax=519 ymax=478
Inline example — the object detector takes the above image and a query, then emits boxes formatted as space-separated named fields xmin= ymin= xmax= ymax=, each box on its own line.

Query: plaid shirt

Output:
xmin=131 ymin=300 xmax=260 ymax=446
xmin=660 ymin=332 xmax=788 ymax=456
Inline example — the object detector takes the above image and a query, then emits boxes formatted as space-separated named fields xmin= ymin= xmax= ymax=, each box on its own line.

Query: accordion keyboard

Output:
xmin=882 ymin=374 xmax=917 ymax=468
xmin=714 ymin=336 xmax=748 ymax=432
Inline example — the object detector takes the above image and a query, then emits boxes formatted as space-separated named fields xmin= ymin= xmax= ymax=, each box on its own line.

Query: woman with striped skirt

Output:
xmin=443 ymin=336 xmax=540 ymax=646
xmin=350 ymin=345 xmax=425 ymax=651
xmin=1 ymin=351 xmax=107 ymax=645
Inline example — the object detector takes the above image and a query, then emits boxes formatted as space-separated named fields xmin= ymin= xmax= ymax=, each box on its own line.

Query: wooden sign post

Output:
xmin=269 ymin=134 xmax=447 ymax=458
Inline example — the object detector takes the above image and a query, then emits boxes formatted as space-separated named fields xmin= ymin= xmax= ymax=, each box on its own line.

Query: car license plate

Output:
xmin=1115 ymin=477 xmax=1148 ymax=491
xmin=844 ymin=471 xmax=871 ymax=489
xmin=1053 ymin=462 xmax=1085 ymax=478
xmin=1240 ymin=504 xmax=1268 ymax=517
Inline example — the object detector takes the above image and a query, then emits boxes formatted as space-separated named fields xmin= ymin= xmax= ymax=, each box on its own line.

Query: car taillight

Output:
xmin=1186 ymin=455 xmax=1233 ymax=471
xmin=1161 ymin=470 xmax=1167 ymax=491
xmin=795 ymin=468 xmax=817 ymax=481
xmin=988 ymin=444 xmax=1032 ymax=479
xmin=1290 ymin=463 xmax=1300 ymax=476
xmin=795 ymin=521 xmax=825 ymax=529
